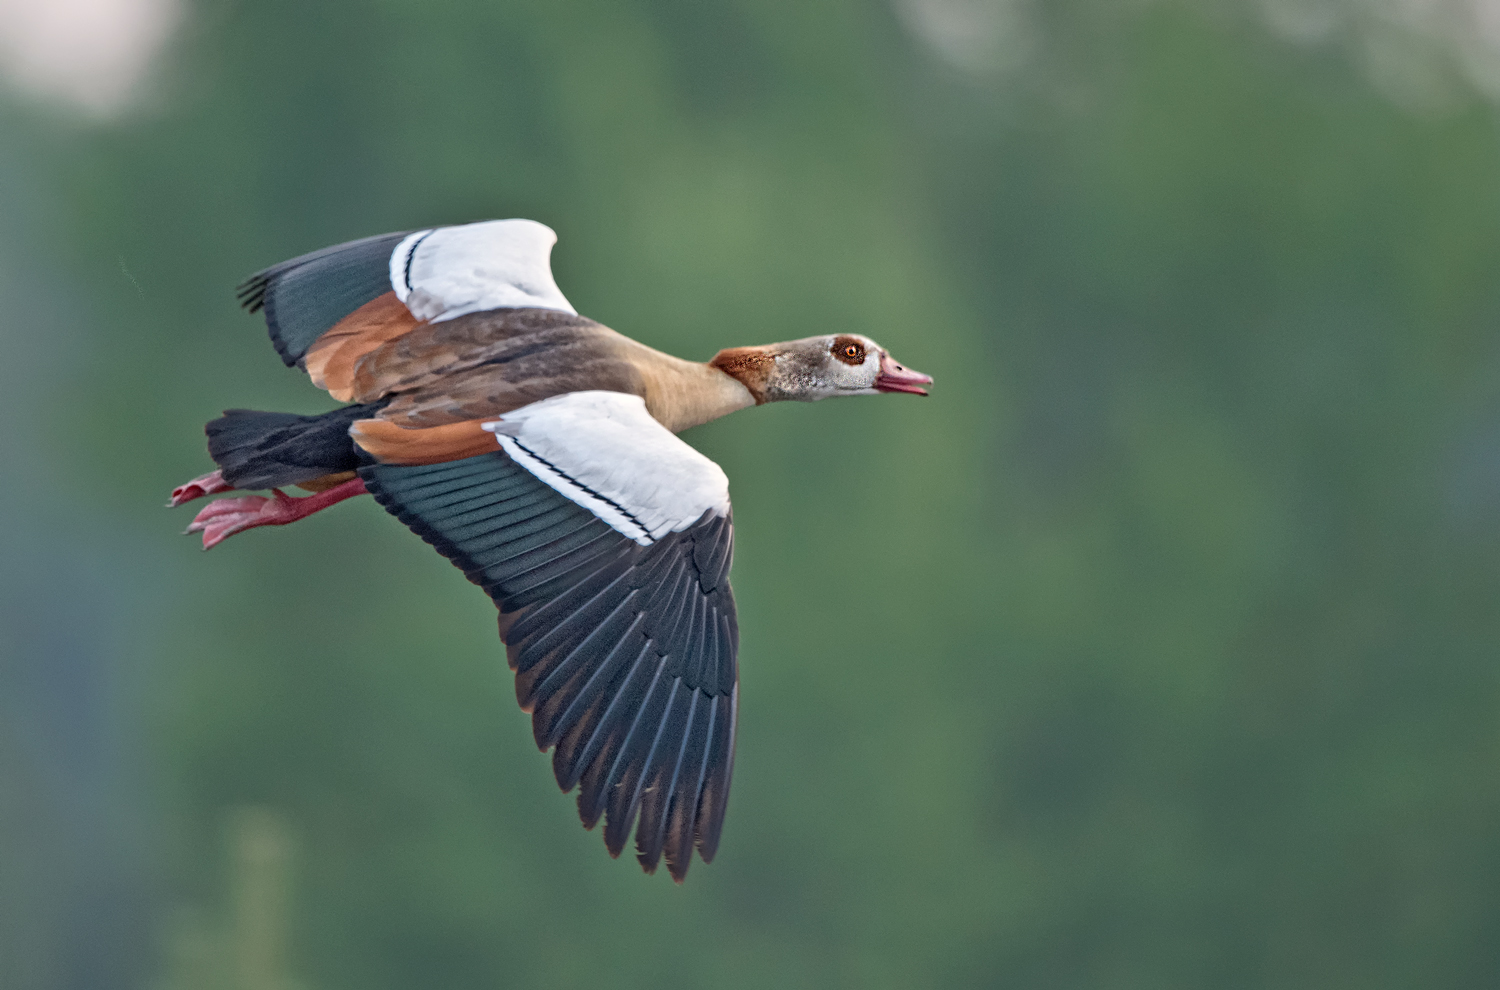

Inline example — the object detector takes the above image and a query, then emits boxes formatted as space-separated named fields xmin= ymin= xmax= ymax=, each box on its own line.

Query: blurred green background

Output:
xmin=5 ymin=0 xmax=1500 ymax=986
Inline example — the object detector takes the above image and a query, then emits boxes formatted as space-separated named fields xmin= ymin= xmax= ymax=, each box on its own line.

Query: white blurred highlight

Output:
xmin=892 ymin=0 xmax=1035 ymax=75
xmin=895 ymin=0 xmax=1500 ymax=111
xmin=1256 ymin=0 xmax=1500 ymax=111
xmin=0 ymin=0 xmax=182 ymax=116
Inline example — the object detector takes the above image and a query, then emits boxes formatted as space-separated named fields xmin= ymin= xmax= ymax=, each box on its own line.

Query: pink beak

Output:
xmin=874 ymin=352 xmax=933 ymax=396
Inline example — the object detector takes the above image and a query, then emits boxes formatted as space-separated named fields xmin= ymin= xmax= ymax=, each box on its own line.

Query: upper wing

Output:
xmin=359 ymin=391 xmax=738 ymax=881
xmin=237 ymin=219 xmax=576 ymax=385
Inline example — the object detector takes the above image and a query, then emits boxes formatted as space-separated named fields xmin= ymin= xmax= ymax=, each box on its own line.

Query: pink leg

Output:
xmin=168 ymin=469 xmax=235 ymax=508
xmin=185 ymin=477 xmax=369 ymax=550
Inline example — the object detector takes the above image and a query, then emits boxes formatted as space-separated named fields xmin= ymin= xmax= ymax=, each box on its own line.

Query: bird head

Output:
xmin=712 ymin=334 xmax=932 ymax=403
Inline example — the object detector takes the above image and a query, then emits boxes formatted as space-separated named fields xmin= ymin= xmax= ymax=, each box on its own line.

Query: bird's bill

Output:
xmin=874 ymin=352 xmax=933 ymax=395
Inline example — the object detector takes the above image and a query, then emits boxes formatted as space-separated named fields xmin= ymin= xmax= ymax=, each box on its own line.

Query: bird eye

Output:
xmin=831 ymin=336 xmax=866 ymax=365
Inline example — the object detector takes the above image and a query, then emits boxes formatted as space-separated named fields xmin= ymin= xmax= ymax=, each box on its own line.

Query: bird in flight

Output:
xmin=169 ymin=219 xmax=932 ymax=881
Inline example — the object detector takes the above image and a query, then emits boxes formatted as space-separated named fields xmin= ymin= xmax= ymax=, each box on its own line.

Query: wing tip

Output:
xmin=235 ymin=273 xmax=271 ymax=313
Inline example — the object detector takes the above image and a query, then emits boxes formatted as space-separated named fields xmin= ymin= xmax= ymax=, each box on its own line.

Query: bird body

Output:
xmin=172 ymin=218 xmax=931 ymax=881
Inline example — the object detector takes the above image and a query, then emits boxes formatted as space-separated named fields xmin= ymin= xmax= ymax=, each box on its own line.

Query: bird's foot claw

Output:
xmin=185 ymin=491 xmax=297 ymax=550
xmin=168 ymin=469 xmax=233 ymax=508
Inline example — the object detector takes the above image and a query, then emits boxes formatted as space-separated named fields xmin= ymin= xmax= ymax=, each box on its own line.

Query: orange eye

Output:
xmin=831 ymin=336 xmax=866 ymax=365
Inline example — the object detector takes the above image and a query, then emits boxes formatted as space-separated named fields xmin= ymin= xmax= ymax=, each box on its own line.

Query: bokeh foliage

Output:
xmin=5 ymin=0 xmax=1500 ymax=987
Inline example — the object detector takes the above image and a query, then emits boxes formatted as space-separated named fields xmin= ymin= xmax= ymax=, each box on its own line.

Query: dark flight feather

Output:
xmin=696 ymin=690 xmax=737 ymax=862
xmin=661 ymin=693 xmax=713 ymax=879
xmin=361 ymin=452 xmax=738 ymax=880
xmin=634 ymin=683 xmax=696 ymax=872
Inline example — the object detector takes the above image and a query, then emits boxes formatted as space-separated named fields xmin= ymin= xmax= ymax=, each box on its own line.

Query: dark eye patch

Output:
xmin=831 ymin=335 xmax=866 ymax=365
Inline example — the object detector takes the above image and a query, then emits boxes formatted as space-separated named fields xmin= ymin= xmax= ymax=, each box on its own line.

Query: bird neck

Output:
xmin=624 ymin=340 xmax=757 ymax=432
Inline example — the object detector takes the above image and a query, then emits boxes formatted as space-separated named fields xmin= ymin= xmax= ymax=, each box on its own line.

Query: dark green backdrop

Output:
xmin=5 ymin=1 xmax=1500 ymax=987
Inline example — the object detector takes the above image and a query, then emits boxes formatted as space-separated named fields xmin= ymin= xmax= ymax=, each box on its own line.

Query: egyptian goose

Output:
xmin=169 ymin=219 xmax=932 ymax=881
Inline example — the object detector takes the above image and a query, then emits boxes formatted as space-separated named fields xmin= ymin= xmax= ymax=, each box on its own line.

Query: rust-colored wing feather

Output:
xmin=303 ymin=292 xmax=422 ymax=401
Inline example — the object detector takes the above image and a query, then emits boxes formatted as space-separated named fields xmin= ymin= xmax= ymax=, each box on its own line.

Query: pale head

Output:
xmin=711 ymin=334 xmax=932 ymax=404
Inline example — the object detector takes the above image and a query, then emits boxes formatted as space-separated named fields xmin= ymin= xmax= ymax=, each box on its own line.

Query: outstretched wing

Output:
xmin=237 ymin=229 xmax=412 ymax=367
xmin=359 ymin=391 xmax=738 ymax=881
xmin=237 ymin=219 xmax=576 ymax=395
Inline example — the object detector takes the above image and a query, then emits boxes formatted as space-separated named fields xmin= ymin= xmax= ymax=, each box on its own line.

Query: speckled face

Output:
xmin=763 ymin=334 xmax=885 ymax=401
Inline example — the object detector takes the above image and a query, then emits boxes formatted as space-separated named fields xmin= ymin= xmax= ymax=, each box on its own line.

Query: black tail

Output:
xmin=206 ymin=402 xmax=384 ymax=490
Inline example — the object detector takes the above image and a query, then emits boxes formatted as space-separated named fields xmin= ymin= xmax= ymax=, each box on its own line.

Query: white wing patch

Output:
xmin=389 ymin=219 xmax=577 ymax=324
xmin=482 ymin=392 xmax=731 ymax=546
